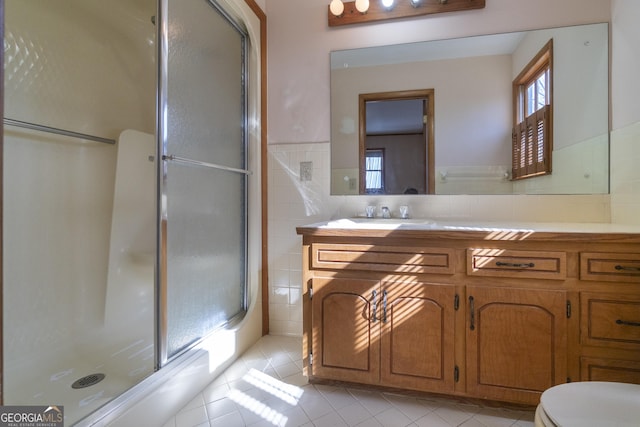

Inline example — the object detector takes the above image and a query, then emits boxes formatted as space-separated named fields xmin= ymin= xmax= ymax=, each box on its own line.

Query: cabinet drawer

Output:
xmin=311 ymin=244 xmax=455 ymax=274
xmin=467 ymin=249 xmax=566 ymax=280
xmin=581 ymin=357 xmax=640 ymax=384
xmin=580 ymin=252 xmax=640 ymax=283
xmin=581 ymin=292 xmax=640 ymax=349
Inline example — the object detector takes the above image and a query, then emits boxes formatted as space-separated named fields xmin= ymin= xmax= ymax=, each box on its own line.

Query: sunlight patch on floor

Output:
xmin=228 ymin=367 xmax=305 ymax=426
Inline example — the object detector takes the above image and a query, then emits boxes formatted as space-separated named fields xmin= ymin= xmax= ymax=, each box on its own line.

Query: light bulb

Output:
xmin=355 ymin=0 xmax=369 ymax=13
xmin=329 ymin=0 xmax=344 ymax=16
xmin=381 ymin=0 xmax=395 ymax=9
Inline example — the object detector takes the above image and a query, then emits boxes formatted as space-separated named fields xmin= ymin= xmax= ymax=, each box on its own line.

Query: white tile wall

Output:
xmin=267 ymin=141 xmax=612 ymax=336
xmin=512 ymin=134 xmax=609 ymax=195
xmin=268 ymin=142 xmax=338 ymax=336
xmin=435 ymin=165 xmax=514 ymax=195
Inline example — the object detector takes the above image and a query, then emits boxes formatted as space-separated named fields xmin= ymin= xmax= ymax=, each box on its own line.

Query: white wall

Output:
xmin=267 ymin=0 xmax=610 ymax=145
xmin=331 ymin=55 xmax=513 ymax=171
xmin=611 ymin=0 xmax=640 ymax=130
xmin=266 ymin=0 xmax=613 ymax=336
xmin=610 ymin=0 xmax=640 ymax=224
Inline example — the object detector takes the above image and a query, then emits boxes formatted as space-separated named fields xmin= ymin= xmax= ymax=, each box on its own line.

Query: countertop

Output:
xmin=296 ymin=218 xmax=640 ymax=242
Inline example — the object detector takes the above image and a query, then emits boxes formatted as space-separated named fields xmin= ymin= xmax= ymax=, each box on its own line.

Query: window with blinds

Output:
xmin=512 ymin=39 xmax=553 ymax=180
xmin=365 ymin=148 xmax=385 ymax=194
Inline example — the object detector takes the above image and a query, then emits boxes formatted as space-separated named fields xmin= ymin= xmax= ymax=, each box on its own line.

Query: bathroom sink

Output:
xmin=322 ymin=217 xmax=437 ymax=230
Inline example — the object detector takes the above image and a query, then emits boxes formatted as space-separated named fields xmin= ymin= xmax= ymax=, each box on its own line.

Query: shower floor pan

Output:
xmin=4 ymin=336 xmax=154 ymax=425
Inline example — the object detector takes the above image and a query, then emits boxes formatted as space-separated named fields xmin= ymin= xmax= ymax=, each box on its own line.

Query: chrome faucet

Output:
xmin=381 ymin=206 xmax=391 ymax=219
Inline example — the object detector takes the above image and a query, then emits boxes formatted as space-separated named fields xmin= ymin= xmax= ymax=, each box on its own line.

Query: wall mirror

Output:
xmin=330 ymin=23 xmax=609 ymax=195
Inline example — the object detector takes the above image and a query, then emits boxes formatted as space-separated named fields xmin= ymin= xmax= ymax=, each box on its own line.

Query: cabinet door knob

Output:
xmin=469 ymin=296 xmax=475 ymax=331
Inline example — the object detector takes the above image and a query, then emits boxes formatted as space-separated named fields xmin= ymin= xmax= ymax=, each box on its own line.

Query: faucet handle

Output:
xmin=365 ymin=205 xmax=376 ymax=218
xmin=381 ymin=206 xmax=391 ymax=218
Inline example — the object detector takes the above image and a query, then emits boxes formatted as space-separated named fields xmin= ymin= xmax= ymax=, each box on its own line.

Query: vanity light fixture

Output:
xmin=328 ymin=0 xmax=485 ymax=27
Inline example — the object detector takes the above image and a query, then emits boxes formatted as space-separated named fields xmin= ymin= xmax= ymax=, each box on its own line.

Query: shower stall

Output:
xmin=2 ymin=0 xmax=264 ymax=424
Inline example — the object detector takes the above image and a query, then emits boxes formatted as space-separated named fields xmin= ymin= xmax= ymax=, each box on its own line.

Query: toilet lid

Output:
xmin=540 ymin=382 xmax=640 ymax=427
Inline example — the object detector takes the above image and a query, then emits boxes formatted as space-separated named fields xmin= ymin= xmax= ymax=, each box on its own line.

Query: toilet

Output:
xmin=534 ymin=382 xmax=640 ymax=426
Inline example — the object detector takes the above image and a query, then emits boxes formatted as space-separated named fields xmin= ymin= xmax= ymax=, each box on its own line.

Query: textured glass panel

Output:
xmin=164 ymin=0 xmax=248 ymax=360
xmin=166 ymin=164 xmax=246 ymax=357
xmin=166 ymin=0 xmax=245 ymax=170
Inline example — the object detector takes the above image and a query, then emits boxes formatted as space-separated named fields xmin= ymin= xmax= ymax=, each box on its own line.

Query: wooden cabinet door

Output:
xmin=380 ymin=281 xmax=456 ymax=393
xmin=311 ymin=277 xmax=380 ymax=384
xmin=466 ymin=286 xmax=567 ymax=405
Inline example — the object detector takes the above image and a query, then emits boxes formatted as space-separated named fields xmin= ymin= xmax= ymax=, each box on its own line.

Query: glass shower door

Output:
xmin=159 ymin=0 xmax=249 ymax=363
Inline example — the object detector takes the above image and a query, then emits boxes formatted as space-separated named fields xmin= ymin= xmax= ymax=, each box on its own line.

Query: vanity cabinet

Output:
xmin=297 ymin=224 xmax=640 ymax=407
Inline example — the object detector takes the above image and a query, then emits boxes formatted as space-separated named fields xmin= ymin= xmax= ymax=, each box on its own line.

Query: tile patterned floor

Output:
xmin=161 ymin=335 xmax=535 ymax=427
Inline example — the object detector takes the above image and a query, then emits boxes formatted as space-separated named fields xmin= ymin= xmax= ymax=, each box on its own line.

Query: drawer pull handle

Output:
xmin=382 ymin=290 xmax=388 ymax=323
xmin=371 ymin=290 xmax=378 ymax=323
xmin=469 ymin=296 xmax=475 ymax=331
xmin=614 ymin=265 xmax=640 ymax=272
xmin=616 ymin=319 xmax=640 ymax=327
xmin=496 ymin=261 xmax=535 ymax=268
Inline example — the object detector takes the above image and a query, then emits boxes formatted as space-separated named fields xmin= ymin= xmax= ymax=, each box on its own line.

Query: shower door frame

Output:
xmin=155 ymin=0 xmax=268 ymax=367
xmin=0 ymin=0 xmax=268 ymax=410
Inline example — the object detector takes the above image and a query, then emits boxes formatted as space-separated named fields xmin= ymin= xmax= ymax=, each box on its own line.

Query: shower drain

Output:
xmin=71 ymin=373 xmax=105 ymax=389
